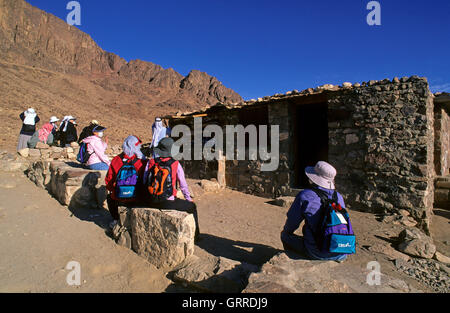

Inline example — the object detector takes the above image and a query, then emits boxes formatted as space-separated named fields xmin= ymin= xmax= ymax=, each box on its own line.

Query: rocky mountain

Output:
xmin=0 ymin=0 xmax=243 ymax=150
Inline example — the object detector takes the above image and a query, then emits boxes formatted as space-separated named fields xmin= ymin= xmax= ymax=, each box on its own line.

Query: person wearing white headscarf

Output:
xmin=151 ymin=117 xmax=171 ymax=158
xmin=17 ymin=108 xmax=40 ymax=151
xmin=59 ymin=116 xmax=78 ymax=147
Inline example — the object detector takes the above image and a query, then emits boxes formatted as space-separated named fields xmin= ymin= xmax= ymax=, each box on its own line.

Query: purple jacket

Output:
xmin=282 ymin=186 xmax=346 ymax=259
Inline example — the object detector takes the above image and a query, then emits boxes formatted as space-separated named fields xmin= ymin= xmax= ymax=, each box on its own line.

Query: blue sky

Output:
xmin=27 ymin=0 xmax=450 ymax=100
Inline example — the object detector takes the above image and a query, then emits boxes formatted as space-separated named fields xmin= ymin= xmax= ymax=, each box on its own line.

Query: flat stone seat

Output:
xmin=26 ymin=161 xmax=107 ymax=209
xmin=114 ymin=206 xmax=196 ymax=270
xmin=243 ymin=253 xmax=420 ymax=293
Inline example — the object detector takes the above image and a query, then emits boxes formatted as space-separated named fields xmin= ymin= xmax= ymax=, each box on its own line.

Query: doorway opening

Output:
xmin=292 ymin=102 xmax=329 ymax=188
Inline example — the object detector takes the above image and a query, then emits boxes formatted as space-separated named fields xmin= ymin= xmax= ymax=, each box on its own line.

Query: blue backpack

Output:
xmin=77 ymin=142 xmax=91 ymax=164
xmin=115 ymin=158 xmax=139 ymax=200
xmin=312 ymin=188 xmax=356 ymax=254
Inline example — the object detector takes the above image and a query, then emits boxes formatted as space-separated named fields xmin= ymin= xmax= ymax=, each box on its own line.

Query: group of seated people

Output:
xmin=18 ymin=109 xmax=353 ymax=262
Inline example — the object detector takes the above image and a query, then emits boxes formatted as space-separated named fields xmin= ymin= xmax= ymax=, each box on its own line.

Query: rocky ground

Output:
xmin=0 ymin=164 xmax=449 ymax=293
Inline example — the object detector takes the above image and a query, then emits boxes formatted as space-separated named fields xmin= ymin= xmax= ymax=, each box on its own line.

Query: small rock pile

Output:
xmin=394 ymin=227 xmax=450 ymax=292
xmin=381 ymin=209 xmax=418 ymax=227
xmin=394 ymin=258 xmax=450 ymax=293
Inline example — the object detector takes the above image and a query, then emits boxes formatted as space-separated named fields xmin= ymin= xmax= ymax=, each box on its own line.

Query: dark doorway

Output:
xmin=292 ymin=102 xmax=329 ymax=188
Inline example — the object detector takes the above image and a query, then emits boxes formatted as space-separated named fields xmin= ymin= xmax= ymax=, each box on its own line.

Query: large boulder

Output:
xmin=243 ymin=253 xmax=418 ymax=293
xmin=397 ymin=228 xmax=436 ymax=259
xmin=131 ymin=208 xmax=196 ymax=270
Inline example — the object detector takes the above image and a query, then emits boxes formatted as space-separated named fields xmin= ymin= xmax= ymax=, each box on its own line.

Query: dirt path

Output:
xmin=0 ymin=170 xmax=171 ymax=292
xmin=0 ymin=171 xmax=448 ymax=292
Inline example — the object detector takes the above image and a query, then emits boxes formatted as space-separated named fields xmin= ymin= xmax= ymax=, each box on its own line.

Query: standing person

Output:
xmin=151 ymin=117 xmax=171 ymax=158
xmin=82 ymin=125 xmax=111 ymax=170
xmin=143 ymin=137 xmax=201 ymax=242
xmin=105 ymin=135 xmax=146 ymax=229
xmin=78 ymin=120 xmax=99 ymax=144
xmin=17 ymin=108 xmax=40 ymax=151
xmin=281 ymin=161 xmax=349 ymax=262
xmin=59 ymin=116 xmax=78 ymax=147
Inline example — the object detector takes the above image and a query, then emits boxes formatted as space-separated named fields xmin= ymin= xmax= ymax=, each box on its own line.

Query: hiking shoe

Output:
xmin=109 ymin=220 xmax=118 ymax=229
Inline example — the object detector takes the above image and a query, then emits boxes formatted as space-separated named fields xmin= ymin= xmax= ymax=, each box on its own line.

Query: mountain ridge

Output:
xmin=0 ymin=0 xmax=243 ymax=150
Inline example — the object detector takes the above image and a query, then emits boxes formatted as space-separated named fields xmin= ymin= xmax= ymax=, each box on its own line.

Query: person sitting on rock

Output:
xmin=105 ymin=135 xmax=147 ymax=229
xmin=59 ymin=116 xmax=78 ymax=147
xmin=78 ymin=120 xmax=99 ymax=144
xmin=28 ymin=118 xmax=56 ymax=149
xmin=82 ymin=125 xmax=111 ymax=170
xmin=17 ymin=108 xmax=40 ymax=151
xmin=143 ymin=137 xmax=201 ymax=242
xmin=281 ymin=161 xmax=347 ymax=262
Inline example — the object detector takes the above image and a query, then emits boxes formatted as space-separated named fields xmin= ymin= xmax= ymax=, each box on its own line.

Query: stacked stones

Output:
xmin=26 ymin=160 xmax=106 ymax=210
xmin=328 ymin=76 xmax=435 ymax=234
xmin=17 ymin=142 xmax=80 ymax=161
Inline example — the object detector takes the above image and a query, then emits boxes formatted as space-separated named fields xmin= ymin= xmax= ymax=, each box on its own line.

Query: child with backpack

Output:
xmin=80 ymin=125 xmax=110 ymax=170
xmin=281 ymin=161 xmax=355 ymax=262
xmin=105 ymin=135 xmax=146 ymax=229
xmin=143 ymin=137 xmax=201 ymax=242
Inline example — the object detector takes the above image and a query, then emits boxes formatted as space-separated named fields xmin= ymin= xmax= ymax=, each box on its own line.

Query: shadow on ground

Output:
xmin=196 ymin=233 xmax=281 ymax=266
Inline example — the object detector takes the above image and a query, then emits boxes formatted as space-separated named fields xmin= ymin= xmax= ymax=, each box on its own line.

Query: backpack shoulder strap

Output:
xmin=310 ymin=187 xmax=329 ymax=205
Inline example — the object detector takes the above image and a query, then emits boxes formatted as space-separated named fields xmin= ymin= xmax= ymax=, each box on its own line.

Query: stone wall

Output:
xmin=328 ymin=77 xmax=435 ymax=233
xmin=169 ymin=76 xmax=436 ymax=233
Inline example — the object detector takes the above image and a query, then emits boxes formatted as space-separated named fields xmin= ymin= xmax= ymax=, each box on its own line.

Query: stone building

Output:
xmin=166 ymin=77 xmax=450 ymax=233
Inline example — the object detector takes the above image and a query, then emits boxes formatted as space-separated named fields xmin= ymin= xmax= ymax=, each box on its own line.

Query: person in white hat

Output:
xmin=17 ymin=108 xmax=40 ymax=151
xmin=59 ymin=116 xmax=78 ymax=147
xmin=281 ymin=161 xmax=348 ymax=262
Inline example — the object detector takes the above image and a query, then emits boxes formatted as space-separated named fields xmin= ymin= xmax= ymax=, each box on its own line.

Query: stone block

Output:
xmin=173 ymin=255 xmax=258 ymax=293
xmin=397 ymin=228 xmax=436 ymax=259
xmin=271 ymin=196 xmax=295 ymax=208
xmin=200 ymin=179 xmax=221 ymax=192
xmin=18 ymin=148 xmax=29 ymax=157
xmin=131 ymin=208 xmax=195 ymax=270
xmin=35 ymin=142 xmax=49 ymax=149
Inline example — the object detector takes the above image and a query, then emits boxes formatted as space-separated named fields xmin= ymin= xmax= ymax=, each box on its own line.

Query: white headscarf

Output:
xmin=23 ymin=108 xmax=37 ymax=125
xmin=61 ymin=116 xmax=75 ymax=132
xmin=151 ymin=118 xmax=164 ymax=148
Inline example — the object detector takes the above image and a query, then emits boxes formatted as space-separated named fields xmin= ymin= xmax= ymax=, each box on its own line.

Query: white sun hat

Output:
xmin=49 ymin=116 xmax=59 ymax=123
xmin=305 ymin=161 xmax=337 ymax=190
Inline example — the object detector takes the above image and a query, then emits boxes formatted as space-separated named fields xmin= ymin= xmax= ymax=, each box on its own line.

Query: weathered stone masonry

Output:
xmin=168 ymin=76 xmax=443 ymax=234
